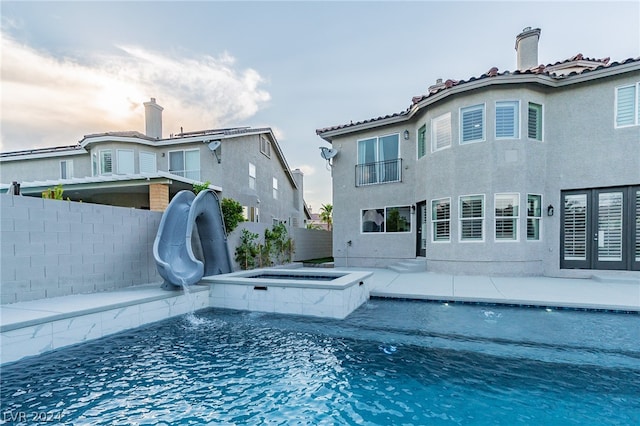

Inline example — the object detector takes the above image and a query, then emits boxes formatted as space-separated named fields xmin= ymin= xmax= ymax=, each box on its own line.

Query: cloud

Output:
xmin=294 ymin=164 xmax=316 ymax=177
xmin=0 ymin=32 xmax=270 ymax=151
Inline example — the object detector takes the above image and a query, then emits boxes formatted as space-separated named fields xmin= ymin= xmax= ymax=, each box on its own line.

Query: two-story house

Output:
xmin=1 ymin=99 xmax=310 ymax=228
xmin=317 ymin=28 xmax=640 ymax=276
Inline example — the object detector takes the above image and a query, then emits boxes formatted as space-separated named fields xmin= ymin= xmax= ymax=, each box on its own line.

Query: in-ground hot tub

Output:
xmin=203 ymin=268 xmax=373 ymax=319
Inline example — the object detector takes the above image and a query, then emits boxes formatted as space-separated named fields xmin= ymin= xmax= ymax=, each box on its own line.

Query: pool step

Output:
xmin=388 ymin=259 xmax=427 ymax=273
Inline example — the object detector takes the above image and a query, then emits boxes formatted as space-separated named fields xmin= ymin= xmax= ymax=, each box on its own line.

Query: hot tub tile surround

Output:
xmin=204 ymin=269 xmax=373 ymax=320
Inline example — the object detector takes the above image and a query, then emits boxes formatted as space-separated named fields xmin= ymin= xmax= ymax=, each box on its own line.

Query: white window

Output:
xmin=117 ymin=149 xmax=135 ymax=174
xmin=169 ymin=149 xmax=200 ymax=180
xmin=362 ymin=206 xmax=411 ymax=233
xmin=431 ymin=113 xmax=451 ymax=152
xmin=140 ymin=151 xmax=157 ymax=174
xmin=495 ymin=193 xmax=520 ymax=241
xmin=459 ymin=195 xmax=484 ymax=241
xmin=615 ymin=83 xmax=640 ymax=127
xmin=431 ymin=198 xmax=451 ymax=242
xmin=243 ymin=206 xmax=259 ymax=222
xmin=460 ymin=104 xmax=485 ymax=144
xmin=60 ymin=160 xmax=73 ymax=179
xmin=417 ymin=124 xmax=427 ymax=158
xmin=100 ymin=150 xmax=113 ymax=175
xmin=527 ymin=194 xmax=542 ymax=241
xmin=249 ymin=163 xmax=256 ymax=190
xmin=495 ymin=101 xmax=520 ymax=139
xmin=272 ymin=177 xmax=278 ymax=199
xmin=356 ymin=134 xmax=400 ymax=186
xmin=528 ymin=102 xmax=543 ymax=141
xmin=260 ymin=135 xmax=271 ymax=157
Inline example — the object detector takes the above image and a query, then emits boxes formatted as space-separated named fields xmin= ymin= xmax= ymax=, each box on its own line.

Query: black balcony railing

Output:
xmin=355 ymin=158 xmax=402 ymax=186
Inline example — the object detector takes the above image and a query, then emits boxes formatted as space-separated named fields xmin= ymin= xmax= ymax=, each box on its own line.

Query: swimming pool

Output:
xmin=1 ymin=300 xmax=638 ymax=425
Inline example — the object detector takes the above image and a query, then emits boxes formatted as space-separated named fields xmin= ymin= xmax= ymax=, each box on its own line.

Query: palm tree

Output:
xmin=319 ymin=203 xmax=333 ymax=231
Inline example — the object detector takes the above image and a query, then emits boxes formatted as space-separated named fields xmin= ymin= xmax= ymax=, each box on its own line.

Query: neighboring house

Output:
xmin=317 ymin=27 xmax=640 ymax=276
xmin=307 ymin=210 xmax=330 ymax=231
xmin=1 ymin=98 xmax=311 ymax=228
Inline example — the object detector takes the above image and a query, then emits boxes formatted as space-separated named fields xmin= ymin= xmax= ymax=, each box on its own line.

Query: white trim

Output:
xmin=430 ymin=197 xmax=451 ymax=243
xmin=527 ymin=102 xmax=544 ymax=141
xmin=614 ymin=82 xmax=639 ymax=128
xmin=431 ymin=112 xmax=452 ymax=153
xmin=116 ymin=149 xmax=135 ymax=174
xmin=458 ymin=194 xmax=485 ymax=242
xmin=495 ymin=100 xmax=521 ymax=140
xmin=526 ymin=193 xmax=543 ymax=242
xmin=459 ymin=103 xmax=486 ymax=145
xmin=494 ymin=193 xmax=520 ymax=242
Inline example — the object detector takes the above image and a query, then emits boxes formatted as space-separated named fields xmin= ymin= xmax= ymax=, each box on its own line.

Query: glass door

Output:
xmin=416 ymin=201 xmax=427 ymax=257
xmin=561 ymin=186 xmax=639 ymax=270
xmin=593 ymin=189 xmax=625 ymax=270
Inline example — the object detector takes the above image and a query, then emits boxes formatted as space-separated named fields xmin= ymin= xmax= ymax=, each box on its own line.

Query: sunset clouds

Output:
xmin=0 ymin=32 xmax=270 ymax=151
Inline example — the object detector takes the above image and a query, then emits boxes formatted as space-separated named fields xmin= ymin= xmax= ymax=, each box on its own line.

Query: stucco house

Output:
xmin=1 ymin=99 xmax=310 ymax=228
xmin=316 ymin=27 xmax=639 ymax=276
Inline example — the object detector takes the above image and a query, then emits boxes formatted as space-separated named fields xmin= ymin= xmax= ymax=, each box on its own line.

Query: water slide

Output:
xmin=153 ymin=189 xmax=233 ymax=289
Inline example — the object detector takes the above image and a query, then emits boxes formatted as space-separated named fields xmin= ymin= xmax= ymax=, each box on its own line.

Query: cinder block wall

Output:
xmin=1 ymin=195 xmax=162 ymax=304
xmin=227 ymin=223 xmax=333 ymax=270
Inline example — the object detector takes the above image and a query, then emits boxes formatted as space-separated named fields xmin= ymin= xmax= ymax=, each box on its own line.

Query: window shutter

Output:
xmin=496 ymin=101 xmax=518 ymax=138
xmin=432 ymin=114 xmax=451 ymax=151
xmin=616 ymin=85 xmax=636 ymax=127
xmin=461 ymin=105 xmax=484 ymax=143
xmin=528 ymin=103 xmax=542 ymax=140
xmin=117 ymin=150 xmax=135 ymax=174
xmin=563 ymin=194 xmax=587 ymax=260
xmin=140 ymin=152 xmax=156 ymax=174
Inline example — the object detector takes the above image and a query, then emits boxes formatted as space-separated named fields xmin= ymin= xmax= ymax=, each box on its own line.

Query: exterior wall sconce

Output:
xmin=547 ymin=204 xmax=554 ymax=216
xmin=403 ymin=130 xmax=410 ymax=140
xmin=411 ymin=205 xmax=416 ymax=214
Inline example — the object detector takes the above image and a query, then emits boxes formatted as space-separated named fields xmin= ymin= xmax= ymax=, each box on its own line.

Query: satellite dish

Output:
xmin=319 ymin=147 xmax=338 ymax=160
xmin=208 ymin=140 xmax=221 ymax=151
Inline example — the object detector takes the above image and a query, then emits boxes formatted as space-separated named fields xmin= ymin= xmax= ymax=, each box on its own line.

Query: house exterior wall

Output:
xmin=1 ymin=129 xmax=306 ymax=228
xmin=326 ymin=71 xmax=640 ymax=277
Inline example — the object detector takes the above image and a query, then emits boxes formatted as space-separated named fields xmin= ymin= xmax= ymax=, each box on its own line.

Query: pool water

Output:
xmin=1 ymin=300 xmax=639 ymax=425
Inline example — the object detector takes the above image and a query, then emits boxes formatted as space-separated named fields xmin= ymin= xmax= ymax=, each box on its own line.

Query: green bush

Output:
xmin=221 ymin=198 xmax=244 ymax=234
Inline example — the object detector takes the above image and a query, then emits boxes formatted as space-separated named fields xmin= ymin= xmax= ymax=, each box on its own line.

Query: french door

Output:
xmin=561 ymin=186 xmax=640 ymax=270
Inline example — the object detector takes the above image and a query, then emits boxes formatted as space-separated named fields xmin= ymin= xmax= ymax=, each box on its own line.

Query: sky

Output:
xmin=1 ymin=1 xmax=639 ymax=211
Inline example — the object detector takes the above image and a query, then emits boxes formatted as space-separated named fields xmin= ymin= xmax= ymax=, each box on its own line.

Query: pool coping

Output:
xmin=202 ymin=268 xmax=372 ymax=290
xmin=0 ymin=284 xmax=209 ymax=333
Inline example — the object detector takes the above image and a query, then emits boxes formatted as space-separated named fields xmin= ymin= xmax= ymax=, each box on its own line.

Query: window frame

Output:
xmin=417 ymin=124 xmax=427 ymax=159
xmin=460 ymin=104 xmax=486 ymax=145
xmin=139 ymin=151 xmax=157 ymax=174
xmin=431 ymin=112 xmax=451 ymax=152
xmin=361 ymin=205 xmax=412 ymax=234
xmin=459 ymin=194 xmax=485 ymax=242
xmin=495 ymin=100 xmax=520 ymax=140
xmin=615 ymin=82 xmax=640 ymax=128
xmin=260 ymin=135 xmax=271 ymax=158
xmin=116 ymin=149 xmax=135 ymax=175
xmin=168 ymin=148 xmax=200 ymax=180
xmin=356 ymin=133 xmax=401 ymax=186
xmin=249 ymin=162 xmax=256 ymax=190
xmin=59 ymin=160 xmax=73 ymax=180
xmin=527 ymin=102 xmax=543 ymax=141
xmin=527 ymin=193 xmax=543 ymax=241
xmin=272 ymin=177 xmax=278 ymax=199
xmin=99 ymin=150 xmax=113 ymax=175
xmin=494 ymin=193 xmax=520 ymax=242
xmin=431 ymin=197 xmax=451 ymax=243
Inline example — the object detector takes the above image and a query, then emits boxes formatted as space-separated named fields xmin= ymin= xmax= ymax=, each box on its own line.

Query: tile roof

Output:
xmin=316 ymin=55 xmax=640 ymax=136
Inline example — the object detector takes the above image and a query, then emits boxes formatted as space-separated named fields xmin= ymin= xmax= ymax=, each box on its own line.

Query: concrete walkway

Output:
xmin=354 ymin=268 xmax=640 ymax=312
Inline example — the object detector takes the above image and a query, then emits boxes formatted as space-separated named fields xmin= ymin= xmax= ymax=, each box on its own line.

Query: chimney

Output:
xmin=515 ymin=27 xmax=541 ymax=70
xmin=143 ymin=98 xmax=163 ymax=139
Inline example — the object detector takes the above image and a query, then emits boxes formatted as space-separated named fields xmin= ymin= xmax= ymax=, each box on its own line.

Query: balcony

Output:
xmin=355 ymin=159 xmax=402 ymax=187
